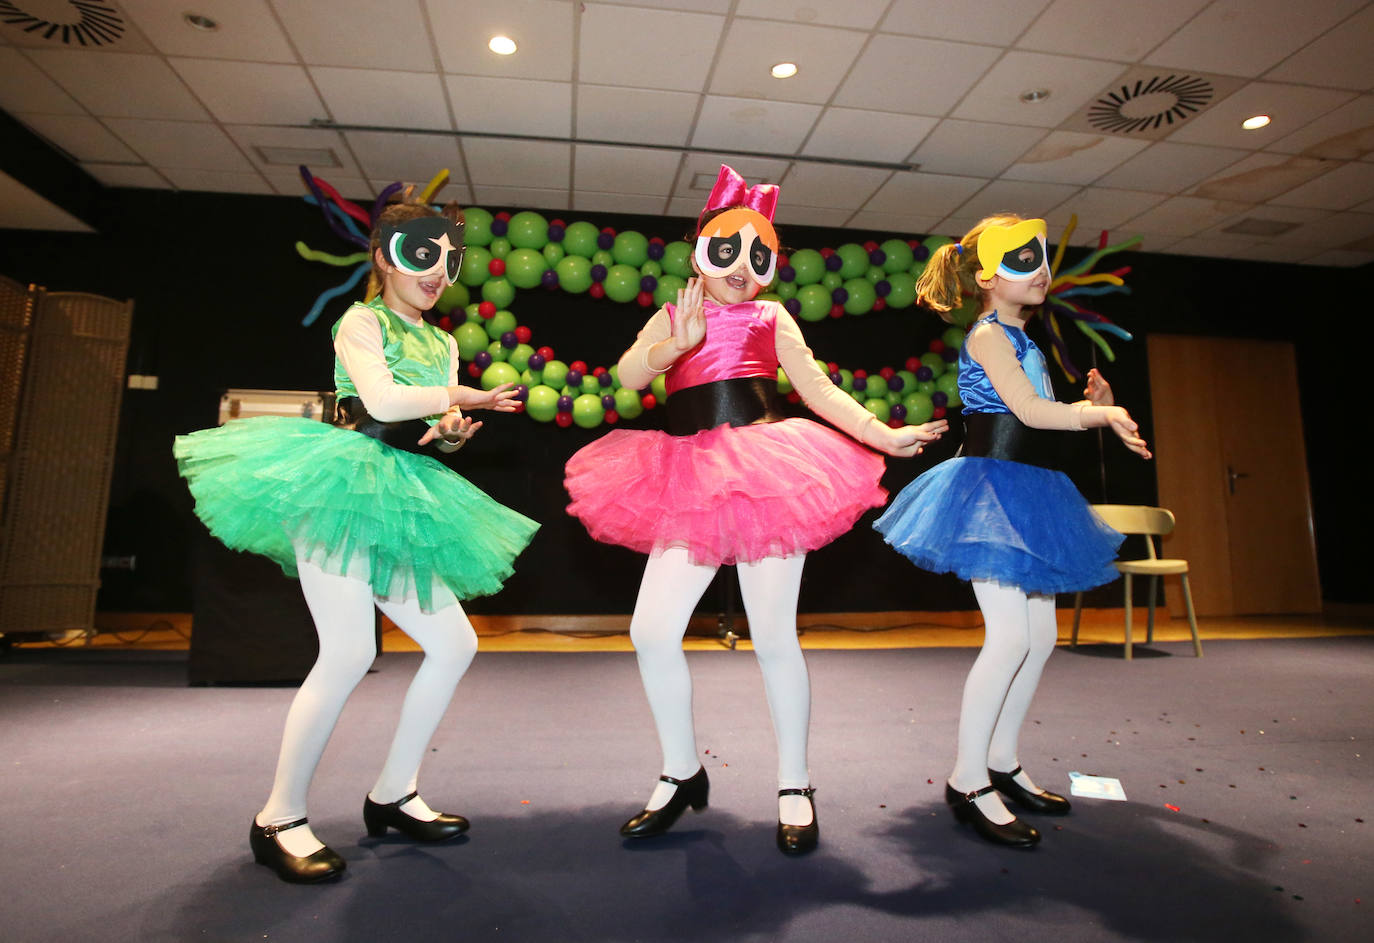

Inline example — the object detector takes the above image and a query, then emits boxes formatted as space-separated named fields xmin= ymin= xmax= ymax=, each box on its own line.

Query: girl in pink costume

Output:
xmin=564 ymin=166 xmax=946 ymax=855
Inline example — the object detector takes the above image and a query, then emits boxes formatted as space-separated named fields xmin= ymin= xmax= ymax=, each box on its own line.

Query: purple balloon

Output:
xmin=601 ymin=394 xmax=616 ymax=410
xmin=474 ymin=351 xmax=493 ymax=369
xmin=888 ymin=375 xmax=904 ymax=392
xmin=931 ymin=391 xmax=948 ymax=407
xmin=541 ymin=269 xmax=559 ymax=288
xmin=590 ymin=264 xmax=607 ymax=282
xmin=784 ymin=298 xmax=801 ymax=316
xmin=566 ymin=369 xmax=584 ymax=387
xmin=490 ymin=217 xmax=508 ymax=237
xmin=853 ymin=375 xmax=867 ymax=392
xmin=829 ymin=371 xmax=842 ymax=385
xmin=869 ymin=249 xmax=886 ymax=266
xmin=890 ymin=403 xmax=907 ymax=421
xmin=913 ymin=244 xmax=930 ymax=261
xmin=647 ymin=241 xmax=665 ymax=260
xmin=528 ymin=353 xmax=546 ymax=370
xmin=596 ymin=232 xmax=614 ymax=250
xmin=824 ymin=253 xmax=843 ymax=272
xmin=874 ymin=279 xmax=892 ymax=297
xmin=547 ymin=223 xmax=566 ymax=241
xmin=500 ymin=331 xmax=518 ymax=348
xmin=778 ymin=265 xmax=796 ymax=283
xmin=942 ymin=348 xmax=959 ymax=363
xmin=514 ymin=384 xmax=529 ymax=402
xmin=831 ymin=287 xmax=848 ymax=304
xmin=556 ymin=395 xmax=574 ymax=412
xmin=640 ymin=275 xmax=657 ymax=292
xmin=598 ymin=372 xmax=613 ymax=387
xmin=916 ymin=366 xmax=933 ymax=381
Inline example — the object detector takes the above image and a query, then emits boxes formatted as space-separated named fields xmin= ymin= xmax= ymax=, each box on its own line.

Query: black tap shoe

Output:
xmin=250 ymin=817 xmax=345 ymax=883
xmin=364 ymin=791 xmax=469 ymax=841
xmin=989 ymin=766 xmax=1071 ymax=815
xmin=776 ymin=787 xmax=819 ymax=856
xmin=619 ymin=767 xmax=710 ymax=838
xmin=945 ymin=783 xmax=1041 ymax=848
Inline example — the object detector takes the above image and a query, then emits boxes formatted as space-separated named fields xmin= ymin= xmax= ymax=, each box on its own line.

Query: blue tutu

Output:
xmin=874 ymin=456 xmax=1122 ymax=595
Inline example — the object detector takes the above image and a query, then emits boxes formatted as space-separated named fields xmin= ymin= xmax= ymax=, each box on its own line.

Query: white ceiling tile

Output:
xmin=161 ymin=167 xmax=273 ymax=194
xmin=426 ymin=0 xmax=572 ymax=81
xmin=1220 ymin=243 xmax=1310 ymax=263
xmin=865 ymin=171 xmax=988 ymax=217
xmin=672 ymin=153 xmax=791 ymax=199
xmin=1211 ymin=202 xmax=1330 ymax=229
xmin=0 ymin=171 xmax=94 ymax=231
xmin=221 ymin=125 xmax=359 ymax=176
xmin=81 ymin=163 xmax=167 ymax=189
xmin=344 ymin=130 xmax=462 ymax=184
xmin=835 ymin=35 xmax=999 ymax=117
xmin=1269 ymin=161 xmax=1374 ymax=211
xmin=1264 ymin=95 xmax=1374 ymax=160
xmin=1165 ymin=234 xmax=1268 ymax=259
xmin=576 ymin=85 xmax=700 ymax=147
xmin=446 ymin=76 xmax=572 ymax=137
xmin=1144 ymin=0 xmax=1365 ymax=79
xmin=1269 ymin=210 xmax=1374 ymax=249
xmin=1165 ymin=82 xmax=1356 ymax=150
xmin=951 ymin=178 xmax=1082 ymax=220
xmin=1095 ymin=141 xmax=1248 ymax=193
xmin=1016 ymin=0 xmax=1210 ymax=61
xmin=262 ymin=170 xmax=374 ymax=202
xmin=1044 ymin=187 xmax=1168 ymax=234
xmin=103 ymin=118 xmax=253 ymax=171
xmin=931 ymin=215 xmax=993 ymax=241
xmin=778 ymin=165 xmax=891 ymax=209
xmin=573 ymin=191 xmax=668 ymax=216
xmin=774 ymin=205 xmax=857 ymax=228
xmin=119 ymin=0 xmax=295 ymax=62
xmin=951 ymin=52 xmax=1127 ymax=128
xmin=465 ymin=139 xmax=570 ymax=188
xmin=802 ymin=109 xmax=938 ymax=164
xmin=169 ymin=59 xmax=324 ymax=124
xmin=909 ymin=119 xmax=1045 ymax=177
xmin=1002 ymin=131 xmax=1149 ymax=185
xmin=579 ymin=5 xmax=722 ymax=93
xmin=0 ymin=47 xmax=84 ymax=114
xmin=589 ymin=0 xmax=731 ymax=13
xmin=14 ymin=113 xmax=139 ymax=162
xmin=667 ymin=196 xmax=711 ymax=219
xmin=737 ymin=0 xmax=890 ymax=29
xmin=1304 ymin=248 xmax=1374 ymax=267
xmin=710 ymin=20 xmax=867 ymax=106
xmin=573 ymin=145 xmax=680 ymax=196
xmin=1189 ymin=151 xmax=1333 ymax=203
xmin=374 ymin=176 xmax=471 ymax=207
xmin=274 ymin=0 xmax=431 ymax=70
xmin=846 ymin=210 xmax=946 ymax=236
xmin=1265 ymin=4 xmax=1374 ymax=90
xmin=882 ymin=0 xmax=1052 ymax=46
xmin=471 ymin=186 xmax=570 ymax=211
xmin=23 ymin=49 xmax=207 ymax=119
xmin=1117 ymin=194 xmax=1254 ymax=238
xmin=690 ymin=96 xmax=822 ymax=153
xmin=311 ymin=67 xmax=452 ymax=131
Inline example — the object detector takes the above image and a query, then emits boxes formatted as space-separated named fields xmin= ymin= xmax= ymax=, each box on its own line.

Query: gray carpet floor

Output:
xmin=2 ymin=636 xmax=1370 ymax=942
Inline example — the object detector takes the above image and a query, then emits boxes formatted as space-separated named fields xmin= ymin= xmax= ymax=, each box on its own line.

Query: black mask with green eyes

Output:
xmin=378 ymin=216 xmax=465 ymax=284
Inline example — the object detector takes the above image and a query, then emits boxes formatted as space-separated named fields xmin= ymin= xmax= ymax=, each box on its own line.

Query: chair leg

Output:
xmin=1122 ymin=572 xmax=1133 ymax=660
xmin=1146 ymin=576 xmax=1157 ymax=645
xmin=1181 ymin=573 xmax=1202 ymax=657
xmin=1071 ymin=592 xmax=1083 ymax=649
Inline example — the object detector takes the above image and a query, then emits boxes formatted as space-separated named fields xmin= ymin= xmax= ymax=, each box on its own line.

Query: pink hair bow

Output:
xmin=702 ymin=164 xmax=779 ymax=222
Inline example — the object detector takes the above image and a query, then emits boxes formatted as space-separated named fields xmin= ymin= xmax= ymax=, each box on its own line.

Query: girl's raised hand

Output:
xmin=672 ymin=277 xmax=707 ymax=353
xmin=1104 ymin=405 xmax=1151 ymax=459
xmin=1083 ymin=368 xmax=1114 ymax=406
xmin=875 ymin=418 xmax=948 ymax=458
xmin=476 ymin=382 xmax=520 ymax=412
xmin=418 ymin=411 xmax=484 ymax=447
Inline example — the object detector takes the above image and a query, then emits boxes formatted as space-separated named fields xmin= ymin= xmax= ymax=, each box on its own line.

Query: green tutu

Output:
xmin=174 ymin=416 xmax=538 ymax=611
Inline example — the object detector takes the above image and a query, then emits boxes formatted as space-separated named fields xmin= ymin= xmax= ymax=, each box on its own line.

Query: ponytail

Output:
xmin=915 ymin=213 xmax=1028 ymax=325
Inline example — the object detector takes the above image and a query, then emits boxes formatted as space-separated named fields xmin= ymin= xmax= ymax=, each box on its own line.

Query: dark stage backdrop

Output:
xmin=0 ymin=186 xmax=1364 ymax=615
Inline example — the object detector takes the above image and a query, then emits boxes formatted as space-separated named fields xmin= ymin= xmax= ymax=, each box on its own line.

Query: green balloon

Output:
xmin=942 ymin=326 xmax=966 ymax=350
xmin=902 ymin=391 xmax=935 ymax=424
xmin=850 ymin=387 xmax=865 ymax=403
xmin=865 ymin=265 xmax=884 ymax=284
xmin=660 ymin=241 xmax=694 ymax=278
xmin=776 ymin=368 xmax=793 ymax=395
xmin=885 ymin=272 xmax=917 ymax=309
xmin=503 ymin=248 xmax=547 ymax=289
xmin=561 ymin=221 xmax=599 ymax=258
xmin=543 ymin=242 xmax=565 ymax=266
xmin=650 ymin=373 xmax=667 ymax=401
xmin=525 ymin=384 xmax=559 ymax=423
xmin=459 ymin=246 xmax=492 ymax=287
xmin=591 ymin=250 xmax=614 ymax=269
xmin=488 ymin=237 xmax=511 ymax=259
xmin=481 ymin=361 xmax=520 ymax=390
xmin=789 ymin=249 xmax=825 ymax=285
xmin=949 ymin=294 xmax=980 ymax=328
xmin=485 ymin=309 xmax=517 ymax=341
xmin=881 ymin=239 xmax=915 ymax=274
xmin=843 ymin=277 xmax=876 ymax=315
xmin=924 ymin=234 xmax=954 ymax=255
xmin=608 ymin=365 xmax=620 ymax=388
xmin=863 ymin=397 xmax=891 ymax=422
xmin=485 ymin=339 xmax=509 ymax=363
xmin=835 ymin=243 xmax=868 ymax=279
xmin=580 ymin=375 xmax=600 ymax=396
xmin=756 ymin=292 xmax=781 ymax=303
xmin=653 ymin=274 xmax=687 ymax=308
xmin=464 ymin=302 xmax=482 ymax=322
xmin=640 ymin=260 xmax=661 ymax=277
xmin=603 ymin=264 xmax=641 ymax=304
xmin=917 ymin=379 xmax=936 ymax=394
xmin=556 ymin=255 xmax=593 ymax=294
xmin=453 ymin=322 xmax=488 ymax=361
xmin=822 ymin=271 xmax=843 ymax=291
xmin=435 ymin=281 xmax=469 ymax=314
xmin=896 ymin=370 xmax=918 ymax=393
xmin=837 ymin=368 xmax=854 ymax=393
xmin=508 ymin=343 xmax=534 ymax=373
xmin=886 ymin=391 xmax=902 ymax=406
xmin=520 ymin=367 xmax=542 ymax=387
xmin=796 ymin=284 xmax=831 ymax=322
xmin=506 ymin=211 xmax=548 ymax=249
xmin=571 ymin=393 xmax=605 ymax=429
xmin=920 ymin=352 xmax=946 ymax=377
xmin=935 ymin=370 xmax=961 ymax=408
xmin=542 ymin=359 xmax=569 ymax=389
xmin=774 ymin=279 xmax=797 ymax=300
xmin=611 ymin=231 xmax=649 ymax=268
xmin=463 ymin=208 xmax=494 ymax=247
xmin=613 ymin=386 xmax=643 ymax=420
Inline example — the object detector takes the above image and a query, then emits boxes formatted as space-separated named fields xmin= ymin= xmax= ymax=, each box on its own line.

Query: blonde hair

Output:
xmin=914 ymin=213 xmax=1027 ymax=324
xmin=365 ymin=197 xmax=464 ymax=301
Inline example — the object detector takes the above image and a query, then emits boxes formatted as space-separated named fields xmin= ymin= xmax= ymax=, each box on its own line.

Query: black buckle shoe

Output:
xmin=945 ymin=783 xmax=1040 ymax=847
xmin=364 ymin=791 xmax=469 ymax=842
xmin=776 ymin=787 xmax=819 ymax=856
xmin=989 ymin=766 xmax=1071 ymax=815
xmin=250 ymin=817 xmax=345 ymax=883
xmin=620 ymin=768 xmax=709 ymax=838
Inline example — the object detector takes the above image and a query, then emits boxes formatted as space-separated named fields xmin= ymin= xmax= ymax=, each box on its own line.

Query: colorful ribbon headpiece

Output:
xmin=695 ymin=164 xmax=781 ymax=288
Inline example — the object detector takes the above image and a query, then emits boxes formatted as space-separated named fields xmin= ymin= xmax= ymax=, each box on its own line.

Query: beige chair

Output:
xmin=1071 ymin=504 xmax=1202 ymax=660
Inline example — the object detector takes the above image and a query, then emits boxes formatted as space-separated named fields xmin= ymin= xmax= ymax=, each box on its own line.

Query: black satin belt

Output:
xmin=961 ymin=411 xmax=1065 ymax=470
xmin=666 ymin=377 xmax=789 ymax=437
xmin=334 ymin=396 xmax=435 ymax=456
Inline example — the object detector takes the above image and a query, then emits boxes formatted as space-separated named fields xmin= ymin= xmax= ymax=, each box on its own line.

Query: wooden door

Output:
xmin=1147 ymin=335 xmax=1321 ymax=616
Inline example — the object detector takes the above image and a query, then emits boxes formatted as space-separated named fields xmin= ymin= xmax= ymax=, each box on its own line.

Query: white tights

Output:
xmin=949 ymin=579 xmax=1058 ymax=824
xmin=255 ymin=556 xmax=478 ymax=856
xmin=630 ymin=548 xmax=813 ymax=825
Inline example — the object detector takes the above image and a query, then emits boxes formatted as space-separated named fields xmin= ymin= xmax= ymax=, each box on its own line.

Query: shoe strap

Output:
xmin=658 ymin=769 xmax=702 ymax=787
xmin=955 ymin=784 xmax=997 ymax=803
xmin=377 ymin=790 xmax=421 ymax=808
xmin=778 ymin=787 xmax=816 ymax=798
xmin=262 ymin=817 xmax=309 ymax=837
xmin=991 ymin=766 xmax=1025 ymax=779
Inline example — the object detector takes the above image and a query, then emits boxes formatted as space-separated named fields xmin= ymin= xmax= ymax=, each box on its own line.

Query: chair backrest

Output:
xmin=1092 ymin=505 xmax=1176 ymax=561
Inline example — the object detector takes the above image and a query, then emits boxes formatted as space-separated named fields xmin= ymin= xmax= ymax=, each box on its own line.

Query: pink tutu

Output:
xmin=564 ymin=418 xmax=887 ymax=565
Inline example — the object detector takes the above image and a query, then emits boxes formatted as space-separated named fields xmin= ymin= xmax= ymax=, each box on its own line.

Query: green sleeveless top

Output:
xmin=332 ymin=297 xmax=453 ymax=423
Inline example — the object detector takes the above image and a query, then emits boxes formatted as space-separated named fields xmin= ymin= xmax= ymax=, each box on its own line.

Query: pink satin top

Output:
xmin=664 ymin=300 xmax=778 ymax=395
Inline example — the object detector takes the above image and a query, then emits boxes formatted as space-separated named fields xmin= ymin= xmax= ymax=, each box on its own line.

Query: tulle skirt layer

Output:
xmin=174 ymin=416 xmax=538 ymax=611
xmin=564 ymin=418 xmax=887 ymax=566
xmin=874 ymin=456 xmax=1122 ymax=595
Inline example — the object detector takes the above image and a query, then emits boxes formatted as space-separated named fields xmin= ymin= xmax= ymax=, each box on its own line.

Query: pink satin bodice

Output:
xmin=664 ymin=300 xmax=778 ymax=395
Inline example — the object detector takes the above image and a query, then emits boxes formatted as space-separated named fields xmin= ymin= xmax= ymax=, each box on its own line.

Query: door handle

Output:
xmin=1227 ymin=465 xmax=1249 ymax=495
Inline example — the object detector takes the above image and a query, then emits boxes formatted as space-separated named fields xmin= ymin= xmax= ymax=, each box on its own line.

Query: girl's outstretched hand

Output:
xmin=874 ymin=418 xmax=949 ymax=458
xmin=1104 ymin=405 xmax=1151 ymax=459
xmin=450 ymin=382 xmax=520 ymax=412
xmin=1083 ymin=368 xmax=1114 ymax=406
xmin=418 ymin=411 xmax=484 ymax=447
xmin=672 ymin=277 xmax=707 ymax=353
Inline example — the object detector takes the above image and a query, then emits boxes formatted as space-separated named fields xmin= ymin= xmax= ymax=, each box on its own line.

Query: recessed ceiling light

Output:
xmin=183 ymin=12 xmax=219 ymax=31
xmin=488 ymin=35 xmax=517 ymax=56
xmin=771 ymin=62 xmax=798 ymax=79
xmin=1241 ymin=114 xmax=1271 ymax=130
xmin=1020 ymin=88 xmax=1051 ymax=104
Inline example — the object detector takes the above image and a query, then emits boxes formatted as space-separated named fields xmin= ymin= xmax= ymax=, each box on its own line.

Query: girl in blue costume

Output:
xmin=874 ymin=214 xmax=1151 ymax=848
xmin=174 ymin=199 xmax=538 ymax=883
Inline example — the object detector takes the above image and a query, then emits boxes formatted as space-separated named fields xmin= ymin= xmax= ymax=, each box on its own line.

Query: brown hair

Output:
xmin=914 ymin=213 xmax=1027 ymax=324
xmin=366 ymin=198 xmax=464 ymax=301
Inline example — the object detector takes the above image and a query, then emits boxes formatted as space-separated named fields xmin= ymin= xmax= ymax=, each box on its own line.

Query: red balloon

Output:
xmin=636 ymin=291 xmax=654 ymax=307
xmin=438 ymin=316 xmax=453 ymax=332
xmin=819 ymin=247 xmax=835 ymax=258
xmin=929 ymin=339 xmax=946 ymax=353
xmin=873 ymin=298 xmax=886 ymax=311
xmin=600 ymin=226 xmax=616 ymax=236
xmin=605 ymin=410 xmax=620 ymax=424
xmin=827 ymin=361 xmax=838 ymax=373
xmin=488 ymin=258 xmax=506 ymax=277
xmin=829 ymin=304 xmax=844 ymax=319
xmin=550 ymin=218 xmax=566 ymax=228
xmin=863 ymin=240 xmax=878 ymax=252
xmin=786 ymin=391 xmax=802 ymax=404
xmin=933 ymin=406 xmax=947 ymax=419
xmin=905 ymin=356 xmax=921 ymax=372
xmin=513 ymin=401 xmax=526 ymax=413
xmin=777 ymin=253 xmax=789 ymax=268
xmin=879 ymin=366 xmax=895 ymax=380
xmin=494 ymin=211 xmax=511 ymax=221
xmin=592 ymin=366 xmax=608 ymax=377
xmin=537 ymin=346 xmax=555 ymax=361
xmin=853 ymin=369 xmax=867 ymax=379
xmin=589 ymin=283 xmax=605 ymax=299
xmin=478 ymin=301 xmax=497 ymax=318
xmin=467 ymin=363 xmax=482 ymax=378
xmin=555 ymin=411 xmax=573 ymax=427
xmin=641 ymin=393 xmax=657 ymax=410
xmin=569 ymin=360 xmax=588 ymax=374
xmin=888 ymin=417 xmax=905 ymax=429
xmin=514 ymin=325 xmax=532 ymax=344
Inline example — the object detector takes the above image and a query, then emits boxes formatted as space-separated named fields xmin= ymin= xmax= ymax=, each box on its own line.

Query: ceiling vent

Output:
xmin=0 ymin=0 xmax=125 ymax=46
xmin=1063 ymin=67 xmax=1245 ymax=141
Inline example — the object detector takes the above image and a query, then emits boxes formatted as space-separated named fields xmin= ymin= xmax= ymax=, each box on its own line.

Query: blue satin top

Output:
xmin=958 ymin=312 xmax=1054 ymax=414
